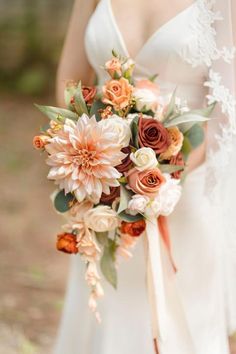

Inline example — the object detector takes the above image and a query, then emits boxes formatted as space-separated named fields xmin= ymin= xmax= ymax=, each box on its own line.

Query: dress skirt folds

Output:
xmin=53 ymin=164 xmax=230 ymax=354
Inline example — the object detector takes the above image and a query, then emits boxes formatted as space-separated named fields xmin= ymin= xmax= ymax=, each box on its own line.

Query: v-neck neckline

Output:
xmin=107 ymin=0 xmax=197 ymax=59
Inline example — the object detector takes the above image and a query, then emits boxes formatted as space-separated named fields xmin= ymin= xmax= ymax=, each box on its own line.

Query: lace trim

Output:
xmin=180 ymin=0 xmax=235 ymax=67
xmin=180 ymin=0 xmax=236 ymax=185
xmin=204 ymin=69 xmax=236 ymax=133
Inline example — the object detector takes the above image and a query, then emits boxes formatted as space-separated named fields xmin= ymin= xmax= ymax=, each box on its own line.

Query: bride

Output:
xmin=53 ymin=0 xmax=236 ymax=353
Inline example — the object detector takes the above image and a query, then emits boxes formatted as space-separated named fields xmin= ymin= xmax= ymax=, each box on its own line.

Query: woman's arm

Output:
xmin=56 ymin=0 xmax=98 ymax=107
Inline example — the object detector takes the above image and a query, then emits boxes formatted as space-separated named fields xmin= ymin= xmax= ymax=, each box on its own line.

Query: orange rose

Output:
xmin=56 ymin=233 xmax=78 ymax=254
xmin=159 ymin=127 xmax=184 ymax=160
xmin=33 ymin=135 xmax=50 ymax=149
xmin=105 ymin=57 xmax=122 ymax=78
xmin=102 ymin=77 xmax=133 ymax=111
xmin=126 ymin=167 xmax=166 ymax=197
xmin=120 ymin=220 xmax=146 ymax=237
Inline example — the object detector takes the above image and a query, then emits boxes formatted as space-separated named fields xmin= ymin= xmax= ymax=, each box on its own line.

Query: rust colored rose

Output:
xmin=138 ymin=115 xmax=170 ymax=154
xmin=33 ymin=135 xmax=50 ymax=149
xmin=102 ymin=77 xmax=133 ymax=111
xmin=56 ymin=233 xmax=78 ymax=254
xmin=100 ymin=186 xmax=120 ymax=205
xmin=127 ymin=167 xmax=166 ymax=197
xmin=105 ymin=57 xmax=122 ymax=78
xmin=116 ymin=146 xmax=133 ymax=173
xmin=82 ymin=86 xmax=97 ymax=105
xmin=170 ymin=152 xmax=185 ymax=179
xmin=120 ymin=219 xmax=146 ymax=237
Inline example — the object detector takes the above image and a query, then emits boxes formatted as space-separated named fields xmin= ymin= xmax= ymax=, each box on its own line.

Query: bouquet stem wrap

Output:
xmin=144 ymin=216 xmax=195 ymax=354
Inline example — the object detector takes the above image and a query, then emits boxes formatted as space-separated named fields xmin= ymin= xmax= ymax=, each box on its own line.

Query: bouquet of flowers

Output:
xmin=33 ymin=51 xmax=214 ymax=323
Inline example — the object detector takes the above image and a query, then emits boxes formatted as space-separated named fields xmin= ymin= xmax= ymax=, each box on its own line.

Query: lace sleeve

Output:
xmin=180 ymin=0 xmax=236 ymax=335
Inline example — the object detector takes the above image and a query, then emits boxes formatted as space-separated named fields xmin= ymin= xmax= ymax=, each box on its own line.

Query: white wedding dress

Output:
xmin=53 ymin=1 xmax=236 ymax=353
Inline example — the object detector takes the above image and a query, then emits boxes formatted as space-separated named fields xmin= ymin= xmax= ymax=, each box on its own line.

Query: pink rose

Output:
xmin=126 ymin=167 xmax=166 ymax=197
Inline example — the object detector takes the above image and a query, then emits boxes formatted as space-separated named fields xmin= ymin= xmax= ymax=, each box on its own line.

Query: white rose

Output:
xmin=130 ymin=147 xmax=158 ymax=171
xmin=99 ymin=115 xmax=131 ymax=148
xmin=133 ymin=88 xmax=158 ymax=112
xmin=85 ymin=205 xmax=118 ymax=232
xmin=145 ymin=174 xmax=182 ymax=217
xmin=127 ymin=194 xmax=150 ymax=215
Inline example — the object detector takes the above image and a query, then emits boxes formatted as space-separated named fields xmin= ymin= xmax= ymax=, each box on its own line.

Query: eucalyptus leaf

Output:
xmin=90 ymin=99 xmax=107 ymax=121
xmin=189 ymin=102 xmax=216 ymax=117
xmin=181 ymin=137 xmax=192 ymax=160
xmin=164 ymin=113 xmax=209 ymax=128
xmin=95 ymin=231 xmax=109 ymax=246
xmin=54 ymin=190 xmax=74 ymax=213
xmin=100 ymin=240 xmax=117 ymax=288
xmin=35 ymin=104 xmax=78 ymax=122
xmin=117 ymin=185 xmax=133 ymax=214
xmin=163 ymin=87 xmax=177 ymax=120
xmin=64 ymin=84 xmax=77 ymax=110
xmin=130 ymin=115 xmax=140 ymax=149
xmin=118 ymin=211 xmax=144 ymax=222
xmin=158 ymin=164 xmax=185 ymax=174
xmin=185 ymin=124 xmax=205 ymax=149
xmin=73 ymin=82 xmax=89 ymax=116
xmin=148 ymin=73 xmax=158 ymax=82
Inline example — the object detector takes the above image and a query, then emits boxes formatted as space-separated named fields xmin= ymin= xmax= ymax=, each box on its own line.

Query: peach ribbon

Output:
xmin=145 ymin=215 xmax=195 ymax=354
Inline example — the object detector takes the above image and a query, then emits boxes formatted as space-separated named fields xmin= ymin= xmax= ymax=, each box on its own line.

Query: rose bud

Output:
xmin=138 ymin=115 xmax=170 ymax=154
xmin=33 ymin=135 xmax=50 ymax=149
xmin=120 ymin=219 xmax=146 ymax=237
xmin=105 ymin=57 xmax=122 ymax=78
xmin=170 ymin=152 xmax=185 ymax=179
xmin=82 ymin=86 xmax=97 ymax=105
xmin=56 ymin=233 xmax=78 ymax=254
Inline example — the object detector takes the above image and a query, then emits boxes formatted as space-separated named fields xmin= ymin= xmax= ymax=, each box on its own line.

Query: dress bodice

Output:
xmin=84 ymin=0 xmax=209 ymax=108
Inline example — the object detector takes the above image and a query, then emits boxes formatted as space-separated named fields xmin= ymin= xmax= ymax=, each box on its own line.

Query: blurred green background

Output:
xmin=0 ymin=1 xmax=74 ymax=353
xmin=0 ymin=0 xmax=73 ymax=96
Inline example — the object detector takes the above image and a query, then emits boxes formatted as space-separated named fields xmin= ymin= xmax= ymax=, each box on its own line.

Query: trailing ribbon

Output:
xmin=144 ymin=216 xmax=196 ymax=354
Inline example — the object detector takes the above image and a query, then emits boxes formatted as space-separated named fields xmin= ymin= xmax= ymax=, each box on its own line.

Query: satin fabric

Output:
xmin=53 ymin=1 xmax=231 ymax=353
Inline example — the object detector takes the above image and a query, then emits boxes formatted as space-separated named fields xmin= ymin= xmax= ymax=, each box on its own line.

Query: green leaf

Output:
xmin=112 ymin=49 xmax=118 ymax=57
xmin=117 ymin=185 xmax=133 ymax=214
xmin=181 ymin=137 xmax=192 ymax=160
xmin=148 ymin=73 xmax=159 ymax=82
xmin=185 ymin=124 xmax=205 ymax=149
xmin=163 ymin=87 xmax=177 ymax=120
xmin=158 ymin=164 xmax=185 ymax=174
xmin=96 ymin=231 xmax=109 ymax=246
xmin=130 ymin=115 xmax=140 ymax=149
xmin=100 ymin=239 xmax=117 ymax=288
xmin=90 ymin=99 xmax=107 ymax=121
xmin=64 ymin=83 xmax=77 ymax=110
xmin=54 ymin=190 xmax=75 ymax=213
xmin=40 ymin=123 xmax=50 ymax=133
xmin=73 ymin=82 xmax=89 ymax=116
xmin=35 ymin=104 xmax=78 ymax=122
xmin=189 ymin=102 xmax=216 ymax=118
xmin=118 ymin=211 xmax=144 ymax=222
xmin=164 ymin=113 xmax=209 ymax=128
